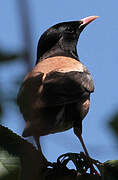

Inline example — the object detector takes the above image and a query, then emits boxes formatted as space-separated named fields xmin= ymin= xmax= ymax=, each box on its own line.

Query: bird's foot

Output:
xmin=55 ymin=152 xmax=101 ymax=176
xmin=79 ymin=152 xmax=101 ymax=176
xmin=45 ymin=152 xmax=102 ymax=177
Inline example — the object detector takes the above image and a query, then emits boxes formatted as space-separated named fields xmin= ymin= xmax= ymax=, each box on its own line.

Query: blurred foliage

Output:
xmin=109 ymin=113 xmax=118 ymax=141
xmin=101 ymin=160 xmax=118 ymax=180
xmin=0 ymin=125 xmax=47 ymax=180
xmin=0 ymin=149 xmax=21 ymax=180
xmin=0 ymin=125 xmax=22 ymax=180
xmin=0 ymin=49 xmax=25 ymax=63
xmin=0 ymin=104 xmax=2 ymax=116
xmin=0 ymin=49 xmax=25 ymax=123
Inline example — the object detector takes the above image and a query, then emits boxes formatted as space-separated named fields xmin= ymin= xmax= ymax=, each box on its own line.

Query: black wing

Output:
xmin=40 ymin=70 xmax=94 ymax=106
xmin=17 ymin=73 xmax=44 ymax=114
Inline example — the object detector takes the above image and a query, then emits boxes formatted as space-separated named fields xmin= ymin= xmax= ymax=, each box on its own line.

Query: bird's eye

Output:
xmin=66 ymin=27 xmax=74 ymax=33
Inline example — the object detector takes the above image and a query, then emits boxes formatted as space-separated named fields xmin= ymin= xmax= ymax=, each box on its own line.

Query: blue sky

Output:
xmin=0 ymin=0 xmax=118 ymax=164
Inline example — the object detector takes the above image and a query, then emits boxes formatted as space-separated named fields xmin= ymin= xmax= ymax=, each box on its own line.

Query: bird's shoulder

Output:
xmin=32 ymin=56 xmax=87 ymax=74
xmin=35 ymin=56 xmax=94 ymax=92
xmin=17 ymin=56 xmax=94 ymax=107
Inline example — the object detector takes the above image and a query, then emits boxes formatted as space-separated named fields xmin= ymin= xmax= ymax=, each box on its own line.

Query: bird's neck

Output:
xmin=36 ymin=45 xmax=79 ymax=64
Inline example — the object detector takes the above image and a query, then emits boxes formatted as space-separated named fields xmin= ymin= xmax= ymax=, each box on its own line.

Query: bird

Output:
xmin=17 ymin=16 xmax=99 ymax=173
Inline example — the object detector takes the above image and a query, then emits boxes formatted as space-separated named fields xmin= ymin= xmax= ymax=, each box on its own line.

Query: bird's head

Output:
xmin=36 ymin=16 xmax=98 ymax=63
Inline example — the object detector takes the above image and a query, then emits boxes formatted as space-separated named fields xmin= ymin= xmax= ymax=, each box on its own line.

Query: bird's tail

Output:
xmin=22 ymin=122 xmax=49 ymax=168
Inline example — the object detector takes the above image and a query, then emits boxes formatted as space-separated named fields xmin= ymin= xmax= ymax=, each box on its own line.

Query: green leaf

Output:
xmin=0 ymin=125 xmax=49 ymax=180
xmin=101 ymin=160 xmax=118 ymax=180
xmin=0 ymin=125 xmax=23 ymax=179
xmin=0 ymin=149 xmax=21 ymax=180
xmin=0 ymin=125 xmax=25 ymax=155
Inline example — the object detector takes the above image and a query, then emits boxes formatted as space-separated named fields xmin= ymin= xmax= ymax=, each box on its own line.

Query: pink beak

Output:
xmin=80 ymin=16 xmax=99 ymax=26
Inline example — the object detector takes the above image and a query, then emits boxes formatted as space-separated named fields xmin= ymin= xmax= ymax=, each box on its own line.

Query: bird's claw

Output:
xmin=56 ymin=152 xmax=101 ymax=176
xmin=46 ymin=152 xmax=101 ymax=176
xmin=79 ymin=152 xmax=101 ymax=175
